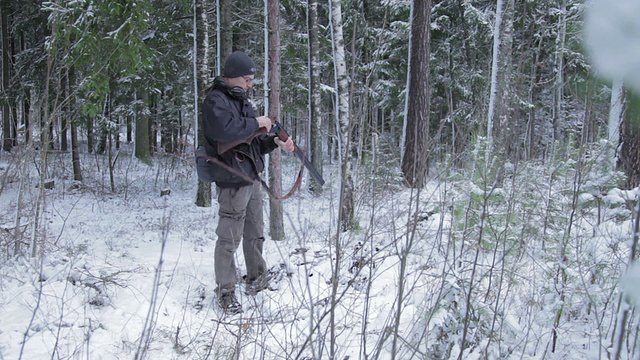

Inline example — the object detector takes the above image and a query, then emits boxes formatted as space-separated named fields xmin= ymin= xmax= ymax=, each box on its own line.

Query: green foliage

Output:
xmin=42 ymin=0 xmax=193 ymax=123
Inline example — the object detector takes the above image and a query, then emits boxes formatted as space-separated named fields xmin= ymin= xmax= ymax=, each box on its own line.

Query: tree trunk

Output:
xmin=307 ymin=0 xmax=323 ymax=195
xmin=68 ymin=68 xmax=82 ymax=182
xmin=267 ymin=0 xmax=285 ymax=240
xmin=401 ymin=0 xmax=432 ymax=188
xmin=87 ymin=116 xmax=94 ymax=153
xmin=609 ymin=79 xmax=624 ymax=168
xmin=97 ymin=92 xmax=110 ymax=155
xmin=60 ymin=71 xmax=69 ymax=152
xmin=127 ymin=115 xmax=132 ymax=143
xmin=219 ymin=0 xmax=232 ymax=58
xmin=195 ymin=0 xmax=212 ymax=207
xmin=620 ymin=90 xmax=640 ymax=189
xmin=135 ymin=91 xmax=152 ymax=165
xmin=60 ymin=115 xmax=68 ymax=151
xmin=486 ymin=0 xmax=514 ymax=153
xmin=23 ymin=95 xmax=30 ymax=144
xmin=71 ymin=122 xmax=82 ymax=182
xmin=525 ymin=21 xmax=543 ymax=160
xmin=148 ymin=94 xmax=156 ymax=154
xmin=552 ymin=0 xmax=567 ymax=144
xmin=1 ymin=0 xmax=11 ymax=152
xmin=330 ymin=0 xmax=355 ymax=233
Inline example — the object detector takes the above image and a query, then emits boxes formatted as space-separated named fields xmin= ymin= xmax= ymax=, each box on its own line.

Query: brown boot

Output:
xmin=218 ymin=292 xmax=243 ymax=314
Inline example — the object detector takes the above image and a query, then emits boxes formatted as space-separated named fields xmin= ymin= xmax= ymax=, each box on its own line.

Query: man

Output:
xmin=201 ymin=51 xmax=294 ymax=314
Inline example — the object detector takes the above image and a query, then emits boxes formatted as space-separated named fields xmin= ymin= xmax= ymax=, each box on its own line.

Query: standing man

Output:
xmin=202 ymin=51 xmax=294 ymax=314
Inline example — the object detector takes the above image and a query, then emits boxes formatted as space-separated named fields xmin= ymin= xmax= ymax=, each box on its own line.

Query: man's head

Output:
xmin=223 ymin=51 xmax=256 ymax=90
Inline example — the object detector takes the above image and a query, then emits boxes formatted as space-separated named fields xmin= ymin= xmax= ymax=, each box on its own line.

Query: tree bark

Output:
xmin=486 ymin=0 xmax=514 ymax=153
xmin=267 ymin=0 xmax=285 ymax=240
xmin=135 ymin=91 xmax=152 ymax=165
xmin=609 ymin=79 xmax=624 ymax=168
xmin=219 ymin=0 xmax=232 ymax=57
xmin=328 ymin=0 xmax=354 ymax=356
xmin=307 ymin=0 xmax=323 ymax=195
xmin=87 ymin=116 xmax=94 ymax=153
xmin=552 ymin=0 xmax=567 ymax=144
xmin=2 ymin=0 xmax=12 ymax=152
xmin=68 ymin=68 xmax=82 ymax=182
xmin=620 ymin=90 xmax=640 ymax=189
xmin=331 ymin=0 xmax=355 ymax=232
xmin=195 ymin=0 xmax=212 ymax=207
xmin=401 ymin=0 xmax=432 ymax=188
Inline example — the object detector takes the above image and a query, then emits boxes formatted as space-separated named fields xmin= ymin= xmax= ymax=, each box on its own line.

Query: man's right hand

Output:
xmin=256 ymin=116 xmax=272 ymax=131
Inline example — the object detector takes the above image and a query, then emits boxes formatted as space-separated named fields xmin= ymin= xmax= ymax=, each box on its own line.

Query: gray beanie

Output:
xmin=223 ymin=51 xmax=256 ymax=78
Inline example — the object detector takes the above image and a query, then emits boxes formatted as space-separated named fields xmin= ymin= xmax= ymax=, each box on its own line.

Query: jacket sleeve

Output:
xmin=256 ymin=134 xmax=279 ymax=154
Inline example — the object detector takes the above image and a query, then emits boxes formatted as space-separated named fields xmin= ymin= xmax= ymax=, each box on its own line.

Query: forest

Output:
xmin=1 ymin=0 xmax=639 ymax=359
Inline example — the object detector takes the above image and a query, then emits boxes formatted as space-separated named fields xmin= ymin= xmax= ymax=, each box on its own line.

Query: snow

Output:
xmin=0 ymin=140 xmax=638 ymax=359
xmin=1 ymin=149 xmax=419 ymax=359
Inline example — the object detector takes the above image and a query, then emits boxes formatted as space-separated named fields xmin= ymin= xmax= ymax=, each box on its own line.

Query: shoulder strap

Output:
xmin=195 ymin=147 xmax=305 ymax=200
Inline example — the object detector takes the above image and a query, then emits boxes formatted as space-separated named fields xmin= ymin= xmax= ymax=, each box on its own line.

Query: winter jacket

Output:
xmin=201 ymin=77 xmax=278 ymax=188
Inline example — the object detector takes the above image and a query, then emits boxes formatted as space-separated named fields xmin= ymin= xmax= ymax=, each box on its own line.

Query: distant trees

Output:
xmin=1 ymin=0 xmax=635 ymax=236
xmin=0 ymin=0 xmax=621 ymax=171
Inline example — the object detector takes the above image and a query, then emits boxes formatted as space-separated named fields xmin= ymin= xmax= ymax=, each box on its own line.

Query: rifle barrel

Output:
xmin=294 ymin=145 xmax=325 ymax=186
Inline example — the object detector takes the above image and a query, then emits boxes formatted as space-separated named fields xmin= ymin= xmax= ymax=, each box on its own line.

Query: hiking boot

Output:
xmin=245 ymin=273 xmax=271 ymax=295
xmin=218 ymin=292 xmax=243 ymax=314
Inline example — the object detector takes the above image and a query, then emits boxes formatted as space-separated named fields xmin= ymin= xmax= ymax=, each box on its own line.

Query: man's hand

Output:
xmin=274 ymin=137 xmax=295 ymax=152
xmin=256 ymin=116 xmax=272 ymax=131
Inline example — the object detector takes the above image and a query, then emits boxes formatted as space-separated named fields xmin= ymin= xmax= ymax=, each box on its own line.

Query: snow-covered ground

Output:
xmin=0 ymin=149 xmax=433 ymax=359
xmin=1 ymin=144 xmax=638 ymax=359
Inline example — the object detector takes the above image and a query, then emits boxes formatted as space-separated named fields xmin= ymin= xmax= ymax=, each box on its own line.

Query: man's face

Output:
xmin=227 ymin=75 xmax=255 ymax=91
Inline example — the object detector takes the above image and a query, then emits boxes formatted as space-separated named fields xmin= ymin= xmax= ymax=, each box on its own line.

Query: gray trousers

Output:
xmin=214 ymin=181 xmax=267 ymax=294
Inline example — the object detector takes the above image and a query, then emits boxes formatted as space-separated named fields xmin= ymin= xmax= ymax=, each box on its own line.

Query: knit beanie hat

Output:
xmin=223 ymin=51 xmax=256 ymax=78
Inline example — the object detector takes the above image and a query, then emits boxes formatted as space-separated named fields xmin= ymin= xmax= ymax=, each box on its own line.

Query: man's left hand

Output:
xmin=274 ymin=137 xmax=295 ymax=152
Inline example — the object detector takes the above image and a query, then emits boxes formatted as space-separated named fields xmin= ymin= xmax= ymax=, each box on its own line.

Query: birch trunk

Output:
xmin=552 ymin=1 xmax=566 ymax=143
xmin=330 ymin=0 xmax=354 ymax=232
xmin=608 ymin=79 xmax=624 ymax=168
xmin=486 ymin=0 xmax=514 ymax=151
xmin=486 ymin=0 xmax=504 ymax=144
xmin=195 ymin=0 xmax=212 ymax=207
xmin=329 ymin=0 xmax=354 ymax=356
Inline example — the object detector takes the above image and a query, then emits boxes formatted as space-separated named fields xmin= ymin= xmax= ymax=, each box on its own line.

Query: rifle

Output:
xmin=216 ymin=121 xmax=325 ymax=187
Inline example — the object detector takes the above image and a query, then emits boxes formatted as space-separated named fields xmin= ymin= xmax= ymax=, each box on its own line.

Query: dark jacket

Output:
xmin=201 ymin=77 xmax=278 ymax=188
